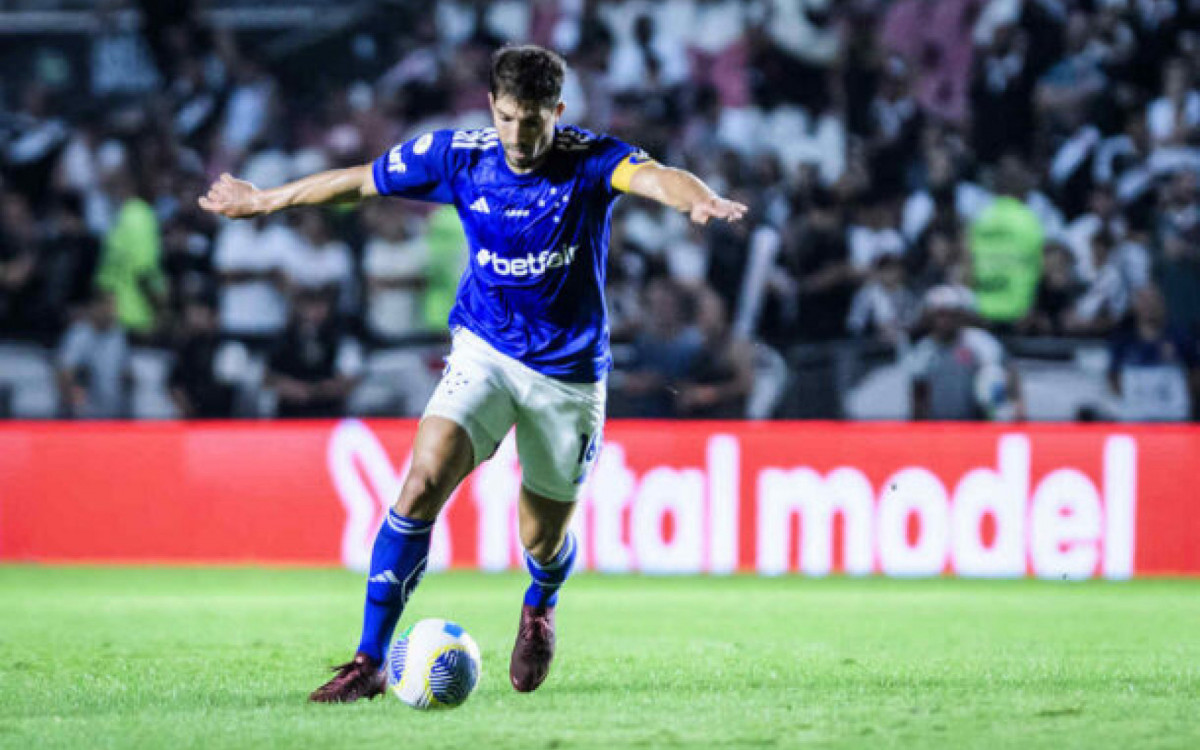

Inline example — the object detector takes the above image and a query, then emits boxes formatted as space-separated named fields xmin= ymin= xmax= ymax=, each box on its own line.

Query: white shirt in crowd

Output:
xmin=363 ymin=235 xmax=429 ymax=340
xmin=281 ymin=237 xmax=353 ymax=292
xmin=436 ymin=0 xmax=531 ymax=50
xmin=713 ymin=106 xmax=846 ymax=184
xmin=213 ymin=220 xmax=290 ymax=337
xmin=685 ymin=0 xmax=747 ymax=54
xmin=901 ymin=182 xmax=992 ymax=242
xmin=58 ymin=319 xmax=129 ymax=419
xmin=765 ymin=0 xmax=839 ymax=65
xmin=220 ymin=78 xmax=274 ymax=153
xmin=281 ymin=234 xmax=356 ymax=319
xmin=847 ymin=282 xmax=918 ymax=338
xmin=600 ymin=0 xmax=691 ymax=92
xmin=1024 ymin=190 xmax=1065 ymax=241
xmin=1146 ymin=91 xmax=1200 ymax=146
xmin=907 ymin=326 xmax=1007 ymax=420
xmin=1073 ymin=256 xmax=1131 ymax=325
xmin=847 ymin=225 xmax=906 ymax=272
xmin=623 ymin=204 xmax=690 ymax=259
xmin=908 ymin=327 xmax=1005 ymax=379
xmin=1063 ymin=213 xmax=1127 ymax=282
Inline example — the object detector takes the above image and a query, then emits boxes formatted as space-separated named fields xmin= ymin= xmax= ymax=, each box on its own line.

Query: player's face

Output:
xmin=931 ymin=309 xmax=960 ymax=341
xmin=489 ymin=94 xmax=564 ymax=173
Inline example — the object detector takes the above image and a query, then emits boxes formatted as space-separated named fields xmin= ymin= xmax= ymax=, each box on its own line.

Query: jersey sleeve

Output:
xmin=584 ymin=135 xmax=655 ymax=198
xmin=371 ymin=130 xmax=456 ymax=203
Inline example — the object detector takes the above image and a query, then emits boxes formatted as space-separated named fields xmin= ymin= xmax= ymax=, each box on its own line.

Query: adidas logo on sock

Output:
xmin=469 ymin=196 xmax=490 ymax=213
xmin=368 ymin=571 xmax=400 ymax=585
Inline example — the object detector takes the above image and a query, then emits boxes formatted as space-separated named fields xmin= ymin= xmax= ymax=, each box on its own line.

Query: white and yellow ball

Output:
xmin=386 ymin=619 xmax=482 ymax=710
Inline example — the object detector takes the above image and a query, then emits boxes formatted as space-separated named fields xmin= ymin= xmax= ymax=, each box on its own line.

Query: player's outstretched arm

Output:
xmin=626 ymin=163 xmax=748 ymax=226
xmin=198 ymin=164 xmax=378 ymax=219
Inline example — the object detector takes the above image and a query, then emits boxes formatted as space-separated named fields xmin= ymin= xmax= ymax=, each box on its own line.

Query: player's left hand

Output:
xmin=198 ymin=173 xmax=265 ymax=219
xmin=689 ymin=196 xmax=748 ymax=226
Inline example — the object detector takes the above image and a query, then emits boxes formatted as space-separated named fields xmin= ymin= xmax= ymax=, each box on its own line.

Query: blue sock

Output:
xmin=523 ymin=532 xmax=577 ymax=609
xmin=356 ymin=509 xmax=433 ymax=663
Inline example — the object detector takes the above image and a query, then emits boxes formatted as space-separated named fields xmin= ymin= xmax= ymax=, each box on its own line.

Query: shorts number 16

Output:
xmin=576 ymin=433 xmax=600 ymax=465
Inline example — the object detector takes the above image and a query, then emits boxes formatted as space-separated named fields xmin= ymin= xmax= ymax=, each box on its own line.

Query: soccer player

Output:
xmin=199 ymin=45 xmax=747 ymax=702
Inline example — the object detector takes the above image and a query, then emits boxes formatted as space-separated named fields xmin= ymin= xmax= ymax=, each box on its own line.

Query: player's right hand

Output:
xmin=689 ymin=195 xmax=748 ymax=226
xmin=198 ymin=173 xmax=265 ymax=219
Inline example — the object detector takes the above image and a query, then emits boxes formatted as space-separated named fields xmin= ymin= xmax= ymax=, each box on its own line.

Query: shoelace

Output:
xmin=324 ymin=661 xmax=373 ymax=689
xmin=522 ymin=617 xmax=554 ymax=657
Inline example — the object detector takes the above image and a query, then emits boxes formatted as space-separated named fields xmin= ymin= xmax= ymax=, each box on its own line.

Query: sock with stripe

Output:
xmin=523 ymin=532 xmax=578 ymax=609
xmin=356 ymin=509 xmax=433 ymax=663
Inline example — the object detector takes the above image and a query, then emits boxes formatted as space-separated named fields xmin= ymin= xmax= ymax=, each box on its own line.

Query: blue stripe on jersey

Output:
xmin=372 ymin=126 xmax=637 ymax=382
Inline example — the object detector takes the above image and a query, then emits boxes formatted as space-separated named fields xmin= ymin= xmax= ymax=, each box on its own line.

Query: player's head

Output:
xmin=693 ymin=285 xmax=730 ymax=342
xmin=924 ymin=285 xmax=970 ymax=342
xmin=294 ymin=288 xmax=332 ymax=330
xmin=1132 ymin=284 xmax=1165 ymax=329
xmin=182 ymin=294 xmax=218 ymax=334
xmin=89 ymin=288 xmax=118 ymax=329
xmin=488 ymin=45 xmax=566 ymax=173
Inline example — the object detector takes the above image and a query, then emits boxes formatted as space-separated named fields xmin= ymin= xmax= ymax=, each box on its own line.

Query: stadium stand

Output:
xmin=1 ymin=0 xmax=1198 ymax=421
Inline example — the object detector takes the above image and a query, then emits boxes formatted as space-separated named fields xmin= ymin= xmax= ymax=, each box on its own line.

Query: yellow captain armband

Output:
xmin=610 ymin=151 xmax=657 ymax=193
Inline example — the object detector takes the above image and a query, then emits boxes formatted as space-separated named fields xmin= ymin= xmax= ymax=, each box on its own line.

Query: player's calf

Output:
xmin=309 ymin=507 xmax=434 ymax=704
xmin=313 ymin=417 xmax=476 ymax=703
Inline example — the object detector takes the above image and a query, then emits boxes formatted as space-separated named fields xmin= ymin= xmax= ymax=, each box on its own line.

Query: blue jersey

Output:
xmin=372 ymin=125 xmax=642 ymax=382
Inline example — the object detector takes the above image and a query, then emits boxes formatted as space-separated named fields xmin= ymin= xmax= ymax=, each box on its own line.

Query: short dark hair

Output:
xmin=489 ymin=45 xmax=566 ymax=109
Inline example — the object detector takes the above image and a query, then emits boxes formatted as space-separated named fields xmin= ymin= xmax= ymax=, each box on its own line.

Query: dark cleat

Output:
xmin=510 ymin=604 xmax=556 ymax=693
xmin=309 ymin=652 xmax=386 ymax=703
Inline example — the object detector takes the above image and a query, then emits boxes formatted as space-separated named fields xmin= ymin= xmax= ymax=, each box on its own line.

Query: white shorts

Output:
xmin=423 ymin=328 xmax=606 ymax=502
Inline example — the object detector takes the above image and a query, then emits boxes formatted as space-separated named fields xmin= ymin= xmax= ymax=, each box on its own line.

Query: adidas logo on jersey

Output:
xmin=475 ymin=245 xmax=579 ymax=278
xmin=469 ymin=196 xmax=490 ymax=213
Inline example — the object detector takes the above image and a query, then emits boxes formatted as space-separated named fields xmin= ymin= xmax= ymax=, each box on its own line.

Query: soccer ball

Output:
xmin=386 ymin=619 xmax=482 ymax=710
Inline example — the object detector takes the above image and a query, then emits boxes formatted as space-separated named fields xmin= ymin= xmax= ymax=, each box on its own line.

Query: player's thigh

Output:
xmin=514 ymin=377 xmax=605 ymax=504
xmin=423 ymin=342 xmax=518 ymax=470
xmin=402 ymin=350 xmax=517 ymax=519
xmin=395 ymin=415 xmax=476 ymax=519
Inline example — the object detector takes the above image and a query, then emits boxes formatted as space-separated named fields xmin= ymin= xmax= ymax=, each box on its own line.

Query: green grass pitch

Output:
xmin=1 ymin=567 xmax=1197 ymax=749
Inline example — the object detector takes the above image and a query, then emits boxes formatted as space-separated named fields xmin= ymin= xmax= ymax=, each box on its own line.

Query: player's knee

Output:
xmin=394 ymin=464 xmax=451 ymax=520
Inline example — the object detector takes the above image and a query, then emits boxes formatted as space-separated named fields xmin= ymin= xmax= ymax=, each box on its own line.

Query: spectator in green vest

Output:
xmin=95 ymin=167 xmax=167 ymax=337
xmin=968 ymin=156 xmax=1044 ymax=325
xmin=421 ymin=204 xmax=467 ymax=331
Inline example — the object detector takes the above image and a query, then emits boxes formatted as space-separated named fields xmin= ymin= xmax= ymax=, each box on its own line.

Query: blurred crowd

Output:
xmin=2 ymin=0 xmax=1200 ymax=420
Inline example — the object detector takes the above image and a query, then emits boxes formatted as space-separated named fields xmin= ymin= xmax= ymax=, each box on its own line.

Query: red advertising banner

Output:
xmin=1 ymin=420 xmax=1198 ymax=577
